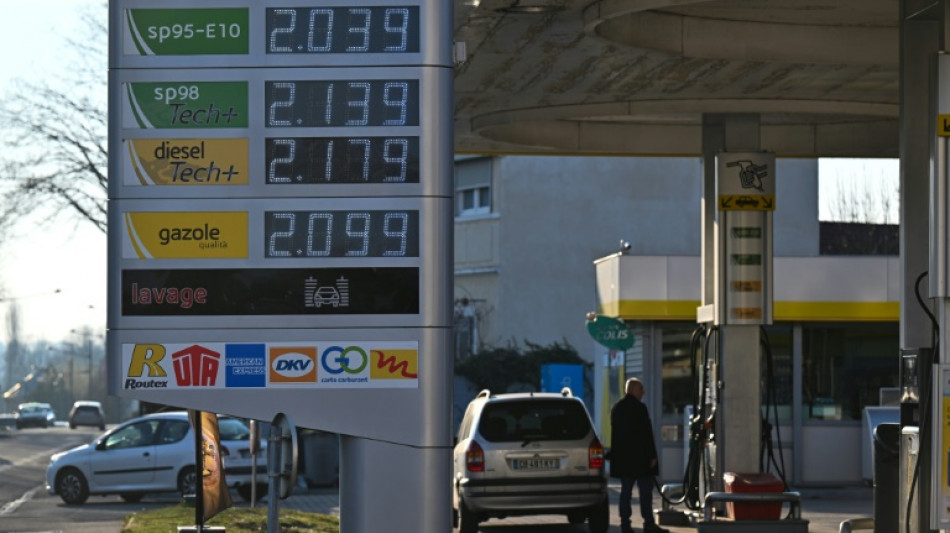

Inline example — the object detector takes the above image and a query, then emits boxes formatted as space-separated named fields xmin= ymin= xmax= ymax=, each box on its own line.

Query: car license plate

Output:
xmin=513 ymin=458 xmax=558 ymax=470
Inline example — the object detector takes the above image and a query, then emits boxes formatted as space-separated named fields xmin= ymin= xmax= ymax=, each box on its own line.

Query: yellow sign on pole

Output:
xmin=938 ymin=114 xmax=950 ymax=137
xmin=718 ymin=195 xmax=775 ymax=211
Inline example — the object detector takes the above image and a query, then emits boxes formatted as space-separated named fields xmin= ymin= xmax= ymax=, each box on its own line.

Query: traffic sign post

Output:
xmin=586 ymin=314 xmax=635 ymax=351
xmin=108 ymin=1 xmax=453 ymax=531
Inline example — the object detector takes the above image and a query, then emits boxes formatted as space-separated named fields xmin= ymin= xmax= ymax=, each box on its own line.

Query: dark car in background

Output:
xmin=16 ymin=402 xmax=56 ymax=429
xmin=69 ymin=401 xmax=106 ymax=430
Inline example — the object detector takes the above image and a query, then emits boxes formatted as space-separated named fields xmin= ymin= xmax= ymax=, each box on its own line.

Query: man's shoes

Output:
xmin=643 ymin=524 xmax=671 ymax=533
xmin=620 ymin=526 xmax=635 ymax=533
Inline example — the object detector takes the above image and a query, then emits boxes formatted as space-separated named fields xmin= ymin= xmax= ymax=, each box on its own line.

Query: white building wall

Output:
xmin=460 ymin=155 xmax=819 ymax=358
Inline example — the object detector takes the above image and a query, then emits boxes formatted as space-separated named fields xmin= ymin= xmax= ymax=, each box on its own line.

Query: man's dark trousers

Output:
xmin=619 ymin=475 xmax=654 ymax=529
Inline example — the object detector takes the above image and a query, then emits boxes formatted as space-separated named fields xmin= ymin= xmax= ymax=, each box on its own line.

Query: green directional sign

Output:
xmin=586 ymin=315 xmax=635 ymax=351
xmin=732 ymin=227 xmax=762 ymax=238
xmin=125 ymin=8 xmax=249 ymax=56
xmin=731 ymin=254 xmax=762 ymax=266
xmin=123 ymin=81 xmax=248 ymax=129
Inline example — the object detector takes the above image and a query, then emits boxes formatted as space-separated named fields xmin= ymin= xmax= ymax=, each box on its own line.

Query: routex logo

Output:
xmin=269 ymin=347 xmax=317 ymax=383
xmin=125 ymin=344 xmax=169 ymax=390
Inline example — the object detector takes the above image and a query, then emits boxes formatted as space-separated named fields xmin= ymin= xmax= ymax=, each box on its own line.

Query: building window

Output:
xmin=455 ymin=157 xmax=492 ymax=217
xmin=762 ymin=325 xmax=793 ymax=422
xmin=802 ymin=322 xmax=898 ymax=421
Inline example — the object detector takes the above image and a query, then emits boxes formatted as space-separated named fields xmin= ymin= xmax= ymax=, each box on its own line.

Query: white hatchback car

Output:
xmin=46 ymin=411 xmax=266 ymax=504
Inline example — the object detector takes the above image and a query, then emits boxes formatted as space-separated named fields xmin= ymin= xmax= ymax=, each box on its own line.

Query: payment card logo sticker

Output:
xmin=125 ymin=138 xmax=249 ymax=186
xmin=123 ymin=344 xmax=170 ymax=390
xmin=370 ymin=349 xmax=418 ymax=380
xmin=123 ymin=211 xmax=248 ymax=259
xmin=315 ymin=342 xmax=419 ymax=388
xmin=269 ymin=347 xmax=317 ymax=383
xmin=320 ymin=345 xmax=370 ymax=386
xmin=172 ymin=345 xmax=222 ymax=387
xmin=226 ymin=344 xmax=266 ymax=388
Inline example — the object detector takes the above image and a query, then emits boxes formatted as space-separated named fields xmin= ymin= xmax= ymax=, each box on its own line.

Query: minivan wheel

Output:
xmin=57 ymin=468 xmax=89 ymax=505
xmin=588 ymin=494 xmax=609 ymax=533
xmin=457 ymin=497 xmax=480 ymax=533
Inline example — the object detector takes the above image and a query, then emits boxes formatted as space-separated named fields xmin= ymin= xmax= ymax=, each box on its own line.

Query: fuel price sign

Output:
xmin=108 ymin=0 xmax=455 ymax=485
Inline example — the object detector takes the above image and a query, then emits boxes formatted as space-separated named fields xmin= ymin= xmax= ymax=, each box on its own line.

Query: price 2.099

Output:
xmin=265 ymin=210 xmax=420 ymax=258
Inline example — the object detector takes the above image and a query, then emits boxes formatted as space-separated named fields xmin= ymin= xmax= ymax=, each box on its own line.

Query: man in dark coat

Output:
xmin=610 ymin=377 xmax=668 ymax=533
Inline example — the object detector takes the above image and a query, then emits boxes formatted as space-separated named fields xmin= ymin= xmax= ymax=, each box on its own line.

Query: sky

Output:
xmin=0 ymin=2 xmax=901 ymax=346
xmin=0 ymin=0 xmax=106 ymax=345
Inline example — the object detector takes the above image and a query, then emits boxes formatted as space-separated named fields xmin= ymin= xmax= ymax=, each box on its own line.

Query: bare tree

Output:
xmin=824 ymin=160 xmax=899 ymax=224
xmin=4 ymin=302 xmax=22 ymax=394
xmin=0 ymin=3 xmax=108 ymax=239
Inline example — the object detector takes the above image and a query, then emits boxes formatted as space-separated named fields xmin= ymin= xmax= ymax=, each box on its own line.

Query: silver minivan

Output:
xmin=453 ymin=388 xmax=608 ymax=533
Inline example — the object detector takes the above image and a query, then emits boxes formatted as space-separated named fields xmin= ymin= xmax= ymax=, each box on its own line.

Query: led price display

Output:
xmin=266 ymin=7 xmax=420 ymax=54
xmin=265 ymin=136 xmax=419 ymax=184
xmin=265 ymin=210 xmax=419 ymax=258
xmin=265 ymin=80 xmax=419 ymax=127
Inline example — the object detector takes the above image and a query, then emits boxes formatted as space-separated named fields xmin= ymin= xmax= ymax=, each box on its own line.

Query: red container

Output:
xmin=722 ymin=472 xmax=784 ymax=520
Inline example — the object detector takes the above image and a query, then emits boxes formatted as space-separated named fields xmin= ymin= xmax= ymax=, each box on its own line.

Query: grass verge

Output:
xmin=121 ymin=503 xmax=340 ymax=533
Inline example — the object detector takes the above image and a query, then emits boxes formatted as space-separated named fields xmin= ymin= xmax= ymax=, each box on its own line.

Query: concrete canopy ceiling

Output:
xmin=453 ymin=0 xmax=900 ymax=156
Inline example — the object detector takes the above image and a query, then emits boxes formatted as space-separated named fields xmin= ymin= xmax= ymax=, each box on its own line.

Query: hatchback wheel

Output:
xmin=458 ymin=496 xmax=480 ymax=533
xmin=57 ymin=468 xmax=89 ymax=505
xmin=178 ymin=466 xmax=197 ymax=497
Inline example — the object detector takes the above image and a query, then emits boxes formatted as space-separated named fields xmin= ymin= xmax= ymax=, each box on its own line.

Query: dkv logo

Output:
xmin=269 ymin=347 xmax=317 ymax=383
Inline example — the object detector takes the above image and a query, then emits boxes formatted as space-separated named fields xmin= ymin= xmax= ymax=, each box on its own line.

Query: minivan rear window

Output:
xmin=479 ymin=399 xmax=591 ymax=442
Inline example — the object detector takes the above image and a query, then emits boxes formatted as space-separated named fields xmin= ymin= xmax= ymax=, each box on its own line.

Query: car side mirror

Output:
xmin=95 ymin=439 xmax=106 ymax=451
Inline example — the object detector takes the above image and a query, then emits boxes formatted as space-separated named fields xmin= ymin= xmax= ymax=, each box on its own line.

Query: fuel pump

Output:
xmin=657 ymin=151 xmax=805 ymax=531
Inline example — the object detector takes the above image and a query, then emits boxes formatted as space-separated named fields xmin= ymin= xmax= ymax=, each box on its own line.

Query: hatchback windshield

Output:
xmin=218 ymin=418 xmax=251 ymax=441
xmin=479 ymin=400 xmax=591 ymax=442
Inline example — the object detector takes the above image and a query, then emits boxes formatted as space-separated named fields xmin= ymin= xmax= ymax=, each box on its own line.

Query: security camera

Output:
xmin=619 ymin=240 xmax=631 ymax=253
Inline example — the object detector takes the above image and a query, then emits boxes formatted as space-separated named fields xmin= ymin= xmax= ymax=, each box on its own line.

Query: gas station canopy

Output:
xmin=453 ymin=0 xmax=899 ymax=157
